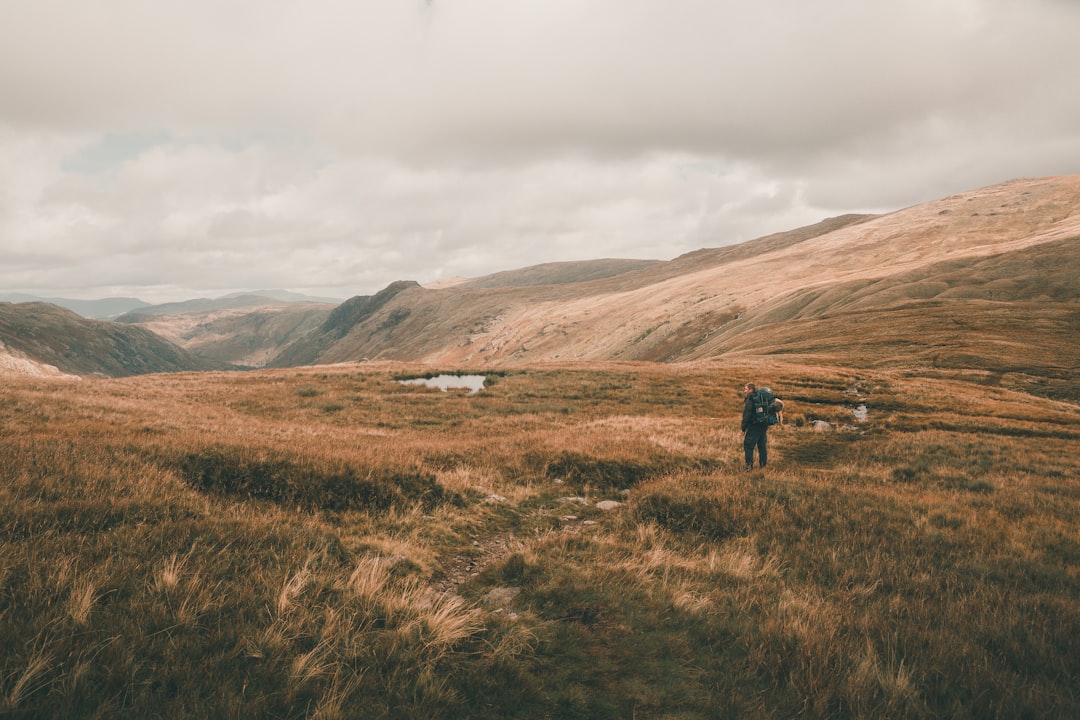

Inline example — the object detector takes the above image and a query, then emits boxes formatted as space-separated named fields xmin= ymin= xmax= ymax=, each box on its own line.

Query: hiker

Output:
xmin=741 ymin=382 xmax=768 ymax=471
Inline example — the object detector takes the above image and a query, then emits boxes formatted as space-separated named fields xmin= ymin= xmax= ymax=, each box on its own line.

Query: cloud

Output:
xmin=2 ymin=130 xmax=823 ymax=300
xmin=1 ymin=0 xmax=1078 ymax=301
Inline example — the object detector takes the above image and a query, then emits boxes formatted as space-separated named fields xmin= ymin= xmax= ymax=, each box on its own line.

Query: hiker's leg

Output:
xmin=758 ymin=431 xmax=768 ymax=468
xmin=743 ymin=431 xmax=756 ymax=468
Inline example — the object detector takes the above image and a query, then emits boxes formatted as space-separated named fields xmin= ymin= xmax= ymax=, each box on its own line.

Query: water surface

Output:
xmin=399 ymin=374 xmax=486 ymax=394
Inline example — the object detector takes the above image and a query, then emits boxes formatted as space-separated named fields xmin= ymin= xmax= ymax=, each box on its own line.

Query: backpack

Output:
xmin=751 ymin=387 xmax=783 ymax=426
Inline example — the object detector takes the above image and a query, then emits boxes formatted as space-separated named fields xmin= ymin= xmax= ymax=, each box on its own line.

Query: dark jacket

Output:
xmin=741 ymin=394 xmax=756 ymax=432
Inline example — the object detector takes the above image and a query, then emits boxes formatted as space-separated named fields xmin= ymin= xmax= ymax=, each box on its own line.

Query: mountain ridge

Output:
xmin=255 ymin=175 xmax=1078 ymax=402
xmin=3 ymin=176 xmax=1077 ymax=385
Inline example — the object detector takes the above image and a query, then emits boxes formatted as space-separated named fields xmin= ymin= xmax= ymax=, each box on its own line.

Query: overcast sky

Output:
xmin=2 ymin=0 xmax=1078 ymax=303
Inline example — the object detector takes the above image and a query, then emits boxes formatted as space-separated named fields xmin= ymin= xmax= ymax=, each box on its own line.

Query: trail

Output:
xmin=431 ymin=530 xmax=523 ymax=593
xmin=430 ymin=502 xmax=600 ymax=593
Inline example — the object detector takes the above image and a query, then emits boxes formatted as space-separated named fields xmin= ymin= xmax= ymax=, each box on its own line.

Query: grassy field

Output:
xmin=1 ymin=361 xmax=1077 ymax=718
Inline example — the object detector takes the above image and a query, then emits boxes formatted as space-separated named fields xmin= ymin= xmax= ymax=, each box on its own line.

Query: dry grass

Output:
xmin=1 ymin=359 xmax=1078 ymax=718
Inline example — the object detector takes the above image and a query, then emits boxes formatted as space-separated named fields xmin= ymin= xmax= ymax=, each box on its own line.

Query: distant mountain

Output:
xmin=122 ymin=301 xmax=334 ymax=368
xmin=111 ymin=291 xmax=348 ymax=368
xmin=0 ymin=294 xmax=151 ymax=320
xmin=0 ymin=291 xmax=340 ymax=321
xmin=0 ymin=302 xmax=226 ymax=377
xmin=115 ymin=294 xmax=304 ymax=320
xmin=221 ymin=289 xmax=344 ymax=303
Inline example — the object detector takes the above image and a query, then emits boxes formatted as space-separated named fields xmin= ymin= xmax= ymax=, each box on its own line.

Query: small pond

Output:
xmin=399 ymin=374 xmax=486 ymax=394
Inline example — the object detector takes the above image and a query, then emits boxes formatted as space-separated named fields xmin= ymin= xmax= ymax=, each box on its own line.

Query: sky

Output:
xmin=1 ymin=0 xmax=1079 ymax=304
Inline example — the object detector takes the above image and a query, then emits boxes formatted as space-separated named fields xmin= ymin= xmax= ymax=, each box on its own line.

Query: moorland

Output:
xmin=2 ymin=357 xmax=1078 ymax=718
xmin=1 ymin=176 xmax=1078 ymax=718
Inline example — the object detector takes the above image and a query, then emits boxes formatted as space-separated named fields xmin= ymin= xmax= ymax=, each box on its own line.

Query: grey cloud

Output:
xmin=5 ymin=1 xmax=1076 ymax=161
xmin=1 ymin=1 xmax=1078 ymax=301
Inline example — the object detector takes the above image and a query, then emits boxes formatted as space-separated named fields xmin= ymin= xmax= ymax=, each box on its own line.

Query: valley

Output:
xmin=0 ymin=175 xmax=1078 ymax=717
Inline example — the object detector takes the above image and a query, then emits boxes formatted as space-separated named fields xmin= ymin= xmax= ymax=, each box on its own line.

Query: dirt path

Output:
xmin=430 ymin=496 xmax=607 ymax=594
xmin=431 ymin=530 xmax=524 ymax=593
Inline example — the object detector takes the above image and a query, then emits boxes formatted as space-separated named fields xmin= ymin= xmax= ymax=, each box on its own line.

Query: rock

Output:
xmin=558 ymin=496 xmax=590 ymax=506
xmin=810 ymin=420 xmax=833 ymax=432
xmin=595 ymin=500 xmax=623 ymax=511
xmin=483 ymin=586 xmax=521 ymax=610
xmin=484 ymin=494 xmax=507 ymax=503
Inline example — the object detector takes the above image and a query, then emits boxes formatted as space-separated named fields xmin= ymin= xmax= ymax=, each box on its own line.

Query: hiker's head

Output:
xmin=744 ymin=383 xmax=756 ymax=396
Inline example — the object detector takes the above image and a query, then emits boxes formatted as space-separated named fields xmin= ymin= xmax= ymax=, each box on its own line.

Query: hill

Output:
xmin=264 ymin=213 xmax=877 ymax=368
xmin=2 ymin=177 xmax=1078 ymax=717
xmin=4 ymin=176 xmax=1077 ymax=384
xmin=0 ymin=302 xmax=226 ymax=377
xmin=265 ymin=177 xmax=1079 ymax=400
xmin=117 ymin=299 xmax=335 ymax=368
xmin=115 ymin=293 xmax=328 ymax=320
xmin=0 ymin=293 xmax=151 ymax=320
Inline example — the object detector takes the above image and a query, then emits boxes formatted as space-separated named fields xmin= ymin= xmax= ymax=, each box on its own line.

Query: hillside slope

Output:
xmin=266 ymin=213 xmax=874 ymax=367
xmin=0 ymin=302 xmax=226 ymax=377
xmin=7 ymin=176 xmax=1076 ymax=382
xmin=269 ymin=177 xmax=1079 ymax=388
xmin=118 ymin=300 xmax=334 ymax=368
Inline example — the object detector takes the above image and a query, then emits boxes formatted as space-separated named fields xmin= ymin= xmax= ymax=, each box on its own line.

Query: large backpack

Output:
xmin=751 ymin=387 xmax=783 ymax=426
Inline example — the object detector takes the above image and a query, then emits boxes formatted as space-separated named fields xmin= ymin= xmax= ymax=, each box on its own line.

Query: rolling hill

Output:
xmin=0 ymin=293 xmax=151 ymax=320
xmin=116 ymin=297 xmax=336 ymax=368
xmin=2 ymin=178 xmax=1079 ymax=716
xmin=261 ymin=176 xmax=1078 ymax=400
xmin=2 ymin=176 xmax=1077 ymax=386
xmin=0 ymin=302 xmax=226 ymax=377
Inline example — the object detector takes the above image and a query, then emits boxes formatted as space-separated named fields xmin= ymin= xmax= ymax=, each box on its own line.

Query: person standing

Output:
xmin=741 ymin=383 xmax=768 ymax=472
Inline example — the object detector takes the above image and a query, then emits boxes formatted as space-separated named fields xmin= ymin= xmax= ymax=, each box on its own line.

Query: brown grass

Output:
xmin=1 ymin=359 xmax=1077 ymax=718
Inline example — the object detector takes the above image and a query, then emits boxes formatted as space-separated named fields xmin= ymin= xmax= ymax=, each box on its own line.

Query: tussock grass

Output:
xmin=168 ymin=445 xmax=457 ymax=512
xmin=629 ymin=475 xmax=743 ymax=540
xmin=1 ymin=361 xmax=1078 ymax=718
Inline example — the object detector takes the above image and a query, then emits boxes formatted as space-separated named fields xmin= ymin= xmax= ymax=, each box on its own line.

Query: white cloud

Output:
xmin=1 ymin=0 xmax=1078 ymax=301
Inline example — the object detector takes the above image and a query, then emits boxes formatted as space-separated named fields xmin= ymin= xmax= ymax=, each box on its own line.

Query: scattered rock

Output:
xmin=433 ymin=532 xmax=520 ymax=592
xmin=484 ymin=494 xmax=507 ymax=503
xmin=595 ymin=500 xmax=623 ymax=511
xmin=810 ymin=420 xmax=833 ymax=432
xmin=558 ymin=496 xmax=590 ymax=506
